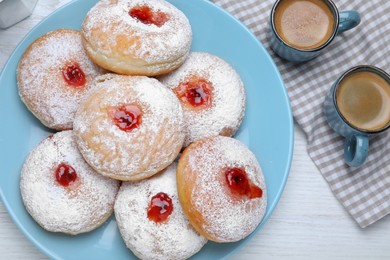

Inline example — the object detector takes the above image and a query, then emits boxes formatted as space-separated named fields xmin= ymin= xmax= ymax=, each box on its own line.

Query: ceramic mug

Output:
xmin=269 ymin=0 xmax=361 ymax=62
xmin=323 ymin=65 xmax=390 ymax=167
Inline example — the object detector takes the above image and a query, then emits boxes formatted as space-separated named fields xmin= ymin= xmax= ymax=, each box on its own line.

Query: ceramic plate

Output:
xmin=0 ymin=0 xmax=293 ymax=259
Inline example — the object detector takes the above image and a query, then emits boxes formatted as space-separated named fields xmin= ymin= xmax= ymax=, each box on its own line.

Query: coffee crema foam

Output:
xmin=274 ymin=0 xmax=335 ymax=50
xmin=336 ymin=71 xmax=390 ymax=132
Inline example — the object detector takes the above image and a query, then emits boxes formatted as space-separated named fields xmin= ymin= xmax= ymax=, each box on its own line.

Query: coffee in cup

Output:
xmin=274 ymin=0 xmax=335 ymax=50
xmin=336 ymin=70 xmax=390 ymax=132
xmin=323 ymin=65 xmax=390 ymax=167
xmin=269 ymin=0 xmax=361 ymax=62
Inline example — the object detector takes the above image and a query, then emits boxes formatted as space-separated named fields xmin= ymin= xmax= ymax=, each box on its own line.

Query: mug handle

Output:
xmin=338 ymin=10 xmax=361 ymax=34
xmin=344 ymin=135 xmax=369 ymax=167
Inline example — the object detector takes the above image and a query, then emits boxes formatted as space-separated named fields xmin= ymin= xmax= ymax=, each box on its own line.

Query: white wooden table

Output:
xmin=0 ymin=1 xmax=389 ymax=259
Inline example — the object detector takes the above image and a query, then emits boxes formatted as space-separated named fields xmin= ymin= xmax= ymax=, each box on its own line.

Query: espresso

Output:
xmin=274 ymin=0 xmax=335 ymax=50
xmin=336 ymin=71 xmax=390 ymax=132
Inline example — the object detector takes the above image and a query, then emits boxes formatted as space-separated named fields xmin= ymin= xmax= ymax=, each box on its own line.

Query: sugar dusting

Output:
xmin=17 ymin=29 xmax=105 ymax=130
xmin=20 ymin=131 xmax=120 ymax=234
xmin=73 ymin=74 xmax=185 ymax=180
xmin=159 ymin=52 xmax=246 ymax=147
xmin=186 ymin=136 xmax=267 ymax=242
xmin=82 ymin=0 xmax=192 ymax=66
xmin=114 ymin=163 xmax=207 ymax=260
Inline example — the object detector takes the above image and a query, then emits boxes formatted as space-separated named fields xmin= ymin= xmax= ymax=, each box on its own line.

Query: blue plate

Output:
xmin=0 ymin=0 xmax=293 ymax=259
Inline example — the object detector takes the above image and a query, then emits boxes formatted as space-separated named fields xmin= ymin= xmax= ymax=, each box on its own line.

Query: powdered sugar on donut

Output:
xmin=20 ymin=131 xmax=120 ymax=235
xmin=159 ymin=52 xmax=246 ymax=147
xmin=17 ymin=29 xmax=105 ymax=130
xmin=183 ymin=136 xmax=267 ymax=242
xmin=114 ymin=163 xmax=207 ymax=260
xmin=73 ymin=74 xmax=185 ymax=181
xmin=81 ymin=0 xmax=192 ymax=74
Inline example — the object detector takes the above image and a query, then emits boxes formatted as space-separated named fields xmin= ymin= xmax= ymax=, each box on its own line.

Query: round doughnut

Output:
xmin=81 ymin=0 xmax=192 ymax=76
xmin=159 ymin=52 xmax=245 ymax=147
xmin=17 ymin=29 xmax=105 ymax=130
xmin=20 ymin=131 xmax=120 ymax=235
xmin=114 ymin=163 xmax=207 ymax=260
xmin=177 ymin=136 xmax=267 ymax=242
xmin=73 ymin=74 xmax=185 ymax=181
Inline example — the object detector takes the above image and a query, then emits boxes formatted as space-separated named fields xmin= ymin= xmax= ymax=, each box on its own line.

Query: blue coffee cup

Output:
xmin=323 ymin=66 xmax=390 ymax=167
xmin=269 ymin=0 xmax=361 ymax=62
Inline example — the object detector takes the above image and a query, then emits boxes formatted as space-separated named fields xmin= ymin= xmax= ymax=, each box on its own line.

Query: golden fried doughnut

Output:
xmin=17 ymin=29 xmax=105 ymax=130
xmin=114 ymin=163 xmax=207 ymax=259
xmin=20 ymin=131 xmax=120 ymax=235
xmin=159 ymin=52 xmax=245 ymax=147
xmin=81 ymin=0 xmax=192 ymax=76
xmin=73 ymin=74 xmax=185 ymax=181
xmin=177 ymin=136 xmax=267 ymax=242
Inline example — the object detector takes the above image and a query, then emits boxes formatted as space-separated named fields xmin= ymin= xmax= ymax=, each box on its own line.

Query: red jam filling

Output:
xmin=62 ymin=63 xmax=86 ymax=87
xmin=129 ymin=5 xmax=169 ymax=27
xmin=55 ymin=163 xmax=77 ymax=187
xmin=174 ymin=78 xmax=213 ymax=108
xmin=147 ymin=192 xmax=173 ymax=223
xmin=225 ymin=167 xmax=262 ymax=199
xmin=108 ymin=105 xmax=142 ymax=132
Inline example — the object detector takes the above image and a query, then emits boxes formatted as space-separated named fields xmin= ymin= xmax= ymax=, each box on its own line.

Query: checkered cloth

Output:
xmin=212 ymin=0 xmax=390 ymax=228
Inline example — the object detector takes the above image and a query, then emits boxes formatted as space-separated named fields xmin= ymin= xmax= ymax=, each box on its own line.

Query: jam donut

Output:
xmin=20 ymin=131 xmax=120 ymax=235
xmin=73 ymin=74 xmax=185 ymax=181
xmin=17 ymin=29 xmax=105 ymax=130
xmin=81 ymin=0 xmax=192 ymax=76
xmin=159 ymin=52 xmax=245 ymax=147
xmin=114 ymin=163 xmax=207 ymax=259
xmin=177 ymin=136 xmax=267 ymax=242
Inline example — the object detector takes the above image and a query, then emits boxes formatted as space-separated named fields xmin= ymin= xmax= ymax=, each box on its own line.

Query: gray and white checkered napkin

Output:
xmin=212 ymin=0 xmax=390 ymax=228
